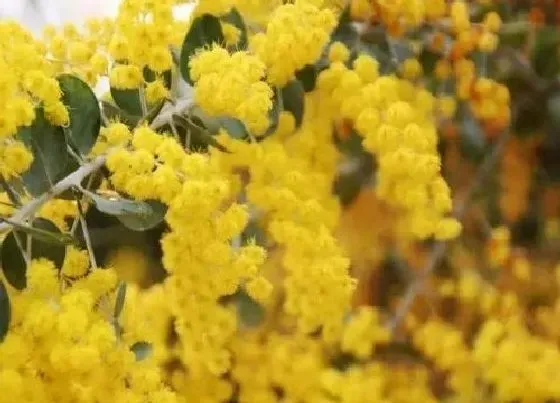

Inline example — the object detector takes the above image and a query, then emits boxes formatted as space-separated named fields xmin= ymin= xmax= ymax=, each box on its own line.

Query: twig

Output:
xmin=70 ymin=170 xmax=99 ymax=236
xmin=78 ymin=205 xmax=98 ymax=270
xmin=13 ymin=231 xmax=30 ymax=266
xmin=387 ymin=130 xmax=511 ymax=333
xmin=0 ymin=176 xmax=22 ymax=207
xmin=150 ymin=98 xmax=194 ymax=130
xmin=0 ymin=156 xmax=106 ymax=233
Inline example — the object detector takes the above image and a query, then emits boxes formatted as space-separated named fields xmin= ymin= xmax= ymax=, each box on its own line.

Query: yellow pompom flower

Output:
xmin=250 ymin=0 xmax=337 ymax=86
xmin=145 ymin=79 xmax=169 ymax=104
xmin=328 ymin=41 xmax=350 ymax=63
xmin=400 ymin=58 xmax=423 ymax=80
xmin=110 ymin=64 xmax=144 ymax=90
xmin=0 ymin=141 xmax=34 ymax=179
xmin=341 ymin=307 xmax=389 ymax=359
xmin=62 ymin=246 xmax=90 ymax=278
xmin=221 ymin=22 xmax=241 ymax=47
xmin=190 ymin=45 xmax=273 ymax=134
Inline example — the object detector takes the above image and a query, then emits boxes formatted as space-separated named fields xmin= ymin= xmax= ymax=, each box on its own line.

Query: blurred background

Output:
xmin=0 ymin=0 xmax=120 ymax=32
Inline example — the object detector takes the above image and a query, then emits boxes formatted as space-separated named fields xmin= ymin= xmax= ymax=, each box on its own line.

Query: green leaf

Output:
xmin=110 ymin=87 xmax=144 ymax=117
xmin=532 ymin=25 xmax=560 ymax=79
xmin=180 ymin=14 xmax=224 ymax=84
xmin=114 ymin=281 xmax=127 ymax=319
xmin=2 ymin=219 xmax=73 ymax=245
xmin=235 ymin=290 xmax=264 ymax=328
xmin=331 ymin=5 xmax=358 ymax=46
xmin=295 ymin=65 xmax=317 ymax=92
xmin=17 ymin=108 xmax=70 ymax=196
xmin=115 ymin=200 xmax=167 ymax=231
xmin=0 ymin=280 xmax=9 ymax=342
xmin=131 ymin=341 xmax=152 ymax=361
xmin=110 ymin=84 xmax=167 ymax=127
xmin=85 ymin=190 xmax=166 ymax=231
xmin=459 ymin=105 xmax=487 ymax=162
xmin=101 ymin=100 xmax=138 ymax=127
xmin=419 ymin=48 xmax=440 ymax=76
xmin=499 ymin=21 xmax=529 ymax=48
xmin=281 ymin=79 xmax=305 ymax=128
xmin=172 ymin=114 xmax=227 ymax=152
xmin=221 ymin=7 xmax=248 ymax=50
xmin=58 ymin=74 xmax=101 ymax=155
xmin=189 ymin=107 xmax=249 ymax=140
xmin=216 ymin=117 xmax=249 ymax=139
xmin=0 ymin=218 xmax=67 ymax=290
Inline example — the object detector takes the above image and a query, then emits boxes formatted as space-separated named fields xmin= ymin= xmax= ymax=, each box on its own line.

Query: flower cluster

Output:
xmin=250 ymin=0 xmax=337 ymax=86
xmin=3 ymin=0 xmax=560 ymax=402
xmin=0 ymin=259 xmax=177 ymax=403
xmin=214 ymin=127 xmax=355 ymax=339
xmin=316 ymin=47 xmax=460 ymax=240
xmin=189 ymin=46 xmax=273 ymax=134
xmin=0 ymin=21 xmax=68 ymax=180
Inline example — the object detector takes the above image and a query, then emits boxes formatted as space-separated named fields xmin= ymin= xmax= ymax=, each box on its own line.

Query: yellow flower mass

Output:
xmin=1 ymin=0 xmax=560 ymax=402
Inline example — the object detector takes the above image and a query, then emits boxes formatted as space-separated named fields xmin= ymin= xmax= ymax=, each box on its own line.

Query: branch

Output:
xmin=387 ymin=130 xmax=511 ymax=333
xmin=0 ymin=156 xmax=106 ymax=233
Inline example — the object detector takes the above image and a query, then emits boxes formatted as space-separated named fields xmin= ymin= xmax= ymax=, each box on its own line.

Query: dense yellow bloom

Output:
xmin=145 ymin=79 xmax=169 ymax=104
xmin=110 ymin=64 xmax=144 ymax=90
xmin=37 ymin=199 xmax=78 ymax=231
xmin=250 ymin=0 xmax=337 ymax=86
xmin=316 ymin=55 xmax=459 ymax=240
xmin=0 ymin=141 xmax=34 ymax=179
xmin=2 ymin=3 xmax=554 ymax=403
xmin=190 ymin=46 xmax=273 ymax=134
xmin=0 ymin=259 xmax=178 ymax=403
xmin=61 ymin=246 xmax=90 ymax=278
xmin=341 ymin=306 xmax=389 ymax=358
xmin=214 ymin=122 xmax=354 ymax=339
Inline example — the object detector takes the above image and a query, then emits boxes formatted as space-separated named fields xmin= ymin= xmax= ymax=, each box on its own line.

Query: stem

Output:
xmin=0 ymin=156 xmax=106 ymax=233
xmin=78 ymin=204 xmax=98 ymax=271
xmin=13 ymin=231 xmax=30 ymax=266
xmin=387 ymin=130 xmax=511 ymax=333
xmin=139 ymin=87 xmax=148 ymax=117
xmin=26 ymin=218 xmax=33 ymax=263
xmin=0 ymin=175 xmax=21 ymax=207
xmin=70 ymin=171 xmax=99 ymax=237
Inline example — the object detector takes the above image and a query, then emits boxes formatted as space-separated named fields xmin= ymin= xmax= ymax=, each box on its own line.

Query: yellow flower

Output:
xmin=250 ymin=0 xmax=336 ymax=86
xmin=190 ymin=46 xmax=273 ymax=134
xmin=145 ymin=79 xmax=169 ymax=104
xmin=110 ymin=64 xmax=144 ymax=90
xmin=221 ymin=22 xmax=241 ymax=47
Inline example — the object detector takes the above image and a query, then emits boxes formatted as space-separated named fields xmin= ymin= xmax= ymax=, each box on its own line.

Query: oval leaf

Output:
xmin=131 ymin=341 xmax=153 ymax=361
xmin=180 ymin=14 xmax=224 ymax=84
xmin=235 ymin=290 xmax=265 ymax=328
xmin=281 ymin=79 xmax=305 ymax=128
xmin=85 ymin=191 xmax=166 ymax=232
xmin=114 ymin=281 xmax=127 ymax=319
xmin=116 ymin=200 xmax=167 ymax=231
xmin=58 ymin=74 xmax=101 ymax=155
xmin=296 ymin=64 xmax=317 ymax=92
xmin=110 ymin=87 xmax=144 ymax=117
xmin=101 ymin=100 xmax=140 ymax=128
xmin=1 ymin=218 xmax=67 ymax=290
xmin=459 ymin=105 xmax=487 ymax=162
xmin=0 ymin=280 xmax=9 ymax=342
xmin=3 ymin=219 xmax=73 ymax=245
xmin=17 ymin=108 xmax=70 ymax=196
